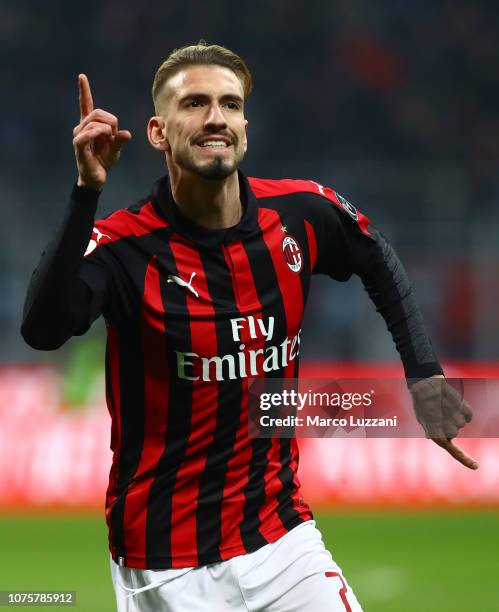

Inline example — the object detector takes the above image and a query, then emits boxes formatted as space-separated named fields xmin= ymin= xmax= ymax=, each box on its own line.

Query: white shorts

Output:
xmin=111 ymin=520 xmax=363 ymax=611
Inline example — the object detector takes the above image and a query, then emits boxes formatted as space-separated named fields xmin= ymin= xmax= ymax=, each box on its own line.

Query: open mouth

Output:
xmin=195 ymin=137 xmax=232 ymax=150
xmin=198 ymin=142 xmax=230 ymax=149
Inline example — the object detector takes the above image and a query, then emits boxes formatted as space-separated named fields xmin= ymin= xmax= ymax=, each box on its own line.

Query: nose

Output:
xmin=204 ymin=102 xmax=227 ymax=130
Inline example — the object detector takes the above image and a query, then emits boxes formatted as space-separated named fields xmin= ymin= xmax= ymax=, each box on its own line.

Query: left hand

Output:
xmin=409 ymin=376 xmax=479 ymax=470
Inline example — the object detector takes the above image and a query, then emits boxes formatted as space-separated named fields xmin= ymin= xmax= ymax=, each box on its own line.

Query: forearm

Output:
xmin=360 ymin=231 xmax=443 ymax=379
xmin=21 ymin=184 xmax=100 ymax=349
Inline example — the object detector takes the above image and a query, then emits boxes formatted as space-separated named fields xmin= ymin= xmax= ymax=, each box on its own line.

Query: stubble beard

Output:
xmin=176 ymin=146 xmax=245 ymax=180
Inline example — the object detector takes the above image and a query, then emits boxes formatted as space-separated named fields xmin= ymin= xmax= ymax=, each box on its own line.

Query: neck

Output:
xmin=168 ymin=166 xmax=242 ymax=229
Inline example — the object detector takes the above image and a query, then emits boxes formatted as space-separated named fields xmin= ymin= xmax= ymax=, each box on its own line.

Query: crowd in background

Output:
xmin=1 ymin=0 xmax=498 ymax=364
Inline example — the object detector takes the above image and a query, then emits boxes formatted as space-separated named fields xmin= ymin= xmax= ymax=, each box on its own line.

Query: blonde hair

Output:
xmin=152 ymin=41 xmax=252 ymax=108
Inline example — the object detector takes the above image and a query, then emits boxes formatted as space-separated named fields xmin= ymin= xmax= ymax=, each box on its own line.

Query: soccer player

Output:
xmin=21 ymin=43 xmax=477 ymax=611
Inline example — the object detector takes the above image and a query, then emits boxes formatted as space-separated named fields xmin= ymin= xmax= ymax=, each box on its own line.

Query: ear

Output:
xmin=243 ymin=118 xmax=248 ymax=153
xmin=147 ymin=116 xmax=170 ymax=152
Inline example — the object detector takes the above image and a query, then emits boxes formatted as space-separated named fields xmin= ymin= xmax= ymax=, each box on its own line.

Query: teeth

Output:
xmin=200 ymin=141 xmax=227 ymax=147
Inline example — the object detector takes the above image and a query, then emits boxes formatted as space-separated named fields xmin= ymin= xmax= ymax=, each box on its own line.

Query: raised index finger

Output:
xmin=79 ymin=73 xmax=94 ymax=120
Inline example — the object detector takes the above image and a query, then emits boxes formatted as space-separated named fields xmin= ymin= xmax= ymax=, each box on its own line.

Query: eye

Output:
xmin=188 ymin=98 xmax=203 ymax=108
xmin=225 ymin=101 xmax=240 ymax=110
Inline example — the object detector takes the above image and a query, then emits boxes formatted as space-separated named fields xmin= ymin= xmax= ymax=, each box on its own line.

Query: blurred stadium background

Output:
xmin=1 ymin=1 xmax=498 ymax=610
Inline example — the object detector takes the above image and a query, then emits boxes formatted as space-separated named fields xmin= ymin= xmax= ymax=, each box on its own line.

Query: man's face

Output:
xmin=156 ymin=65 xmax=248 ymax=180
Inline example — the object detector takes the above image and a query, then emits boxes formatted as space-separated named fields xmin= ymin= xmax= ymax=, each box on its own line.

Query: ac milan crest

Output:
xmin=282 ymin=235 xmax=303 ymax=273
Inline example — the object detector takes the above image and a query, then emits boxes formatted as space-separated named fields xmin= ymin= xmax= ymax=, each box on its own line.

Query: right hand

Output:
xmin=72 ymin=74 xmax=132 ymax=191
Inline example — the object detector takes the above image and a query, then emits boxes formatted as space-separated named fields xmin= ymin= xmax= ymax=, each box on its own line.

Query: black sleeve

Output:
xmin=21 ymin=184 xmax=107 ymax=350
xmin=314 ymin=193 xmax=443 ymax=379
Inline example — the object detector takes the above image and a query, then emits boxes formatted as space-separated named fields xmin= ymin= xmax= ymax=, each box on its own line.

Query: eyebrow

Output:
xmin=178 ymin=93 xmax=244 ymax=105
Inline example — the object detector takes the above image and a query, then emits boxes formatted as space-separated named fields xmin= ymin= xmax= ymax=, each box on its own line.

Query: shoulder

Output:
xmin=95 ymin=198 xmax=167 ymax=243
xmin=85 ymin=198 xmax=168 ymax=256
xmin=248 ymin=176 xmax=334 ymax=200
xmin=248 ymin=176 xmax=370 ymax=235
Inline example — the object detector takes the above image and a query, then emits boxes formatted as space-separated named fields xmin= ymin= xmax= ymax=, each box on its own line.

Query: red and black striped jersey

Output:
xmin=22 ymin=170 xmax=443 ymax=569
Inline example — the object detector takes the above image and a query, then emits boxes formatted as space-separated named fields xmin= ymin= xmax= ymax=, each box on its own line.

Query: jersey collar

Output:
xmin=151 ymin=169 xmax=258 ymax=247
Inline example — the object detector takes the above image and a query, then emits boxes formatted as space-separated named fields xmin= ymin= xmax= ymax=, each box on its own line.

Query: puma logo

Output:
xmin=167 ymin=272 xmax=199 ymax=298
